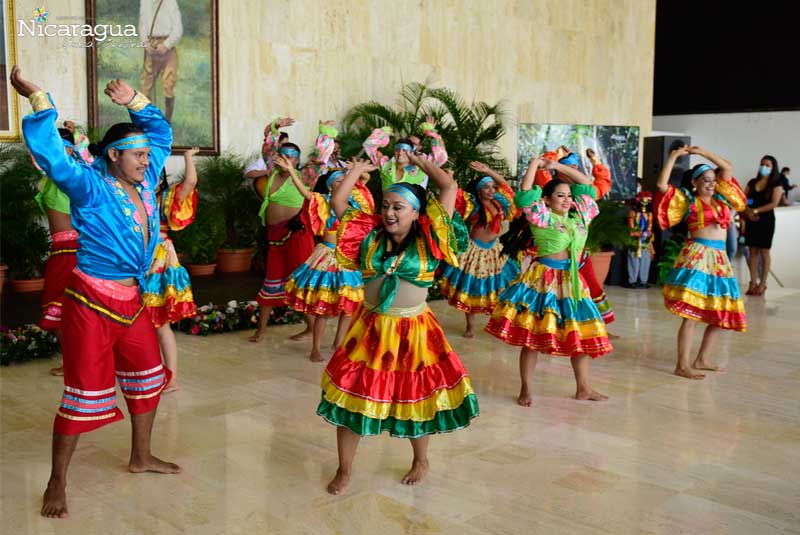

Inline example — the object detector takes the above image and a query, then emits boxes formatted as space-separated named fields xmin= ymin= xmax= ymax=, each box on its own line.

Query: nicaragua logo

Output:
xmin=18 ymin=6 xmax=138 ymax=42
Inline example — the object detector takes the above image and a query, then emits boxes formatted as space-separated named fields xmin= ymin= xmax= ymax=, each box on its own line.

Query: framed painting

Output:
xmin=86 ymin=0 xmax=219 ymax=154
xmin=0 ymin=0 xmax=20 ymax=142
xmin=517 ymin=123 xmax=641 ymax=200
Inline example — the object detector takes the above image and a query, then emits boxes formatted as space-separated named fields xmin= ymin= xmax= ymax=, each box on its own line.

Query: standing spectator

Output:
xmin=743 ymin=155 xmax=784 ymax=296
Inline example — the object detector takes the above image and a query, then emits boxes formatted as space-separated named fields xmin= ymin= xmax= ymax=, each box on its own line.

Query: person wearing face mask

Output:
xmin=12 ymin=66 xmax=180 ymax=519
xmin=362 ymin=116 xmax=448 ymax=191
xmin=656 ymin=146 xmax=747 ymax=380
xmin=438 ymin=161 xmax=520 ymax=338
xmin=743 ymin=155 xmax=784 ymax=296
xmin=283 ymin=165 xmax=374 ymax=363
xmin=318 ymin=155 xmax=478 ymax=496
xmin=488 ymin=157 xmax=613 ymax=407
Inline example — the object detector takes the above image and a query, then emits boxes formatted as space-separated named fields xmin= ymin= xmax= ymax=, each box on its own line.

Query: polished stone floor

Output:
xmin=2 ymin=285 xmax=799 ymax=534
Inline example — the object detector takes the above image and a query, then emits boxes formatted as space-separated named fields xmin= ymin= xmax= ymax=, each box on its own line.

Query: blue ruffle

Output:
xmin=289 ymin=263 xmax=363 ymax=292
xmin=142 ymin=265 xmax=192 ymax=297
xmin=441 ymin=260 xmax=520 ymax=298
xmin=665 ymin=268 xmax=741 ymax=298
xmin=496 ymin=280 xmax=603 ymax=324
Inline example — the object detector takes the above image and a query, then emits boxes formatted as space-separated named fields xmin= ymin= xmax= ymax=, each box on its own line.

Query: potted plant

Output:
xmin=0 ymin=145 xmax=51 ymax=292
xmin=197 ymin=153 xmax=261 ymax=273
xmin=585 ymin=199 xmax=631 ymax=285
xmin=171 ymin=201 xmax=225 ymax=276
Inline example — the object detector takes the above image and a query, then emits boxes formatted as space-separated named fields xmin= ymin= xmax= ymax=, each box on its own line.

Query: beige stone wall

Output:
xmin=10 ymin=0 xmax=655 ymax=172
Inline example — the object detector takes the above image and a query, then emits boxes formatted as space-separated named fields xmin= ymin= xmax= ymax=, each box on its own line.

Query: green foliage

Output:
xmin=657 ymin=235 xmax=685 ymax=285
xmin=0 ymin=145 xmax=51 ymax=278
xmin=585 ymin=199 xmax=631 ymax=254
xmin=170 ymin=199 xmax=225 ymax=264
xmin=195 ymin=152 xmax=260 ymax=249
xmin=340 ymin=82 xmax=510 ymax=188
xmin=1 ymin=324 xmax=60 ymax=366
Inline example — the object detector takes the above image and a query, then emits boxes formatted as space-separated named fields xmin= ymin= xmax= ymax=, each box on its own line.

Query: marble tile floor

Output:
xmin=2 ymin=286 xmax=799 ymax=534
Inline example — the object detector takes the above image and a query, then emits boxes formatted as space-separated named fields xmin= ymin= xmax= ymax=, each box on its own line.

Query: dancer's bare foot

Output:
xmin=309 ymin=350 xmax=325 ymax=363
xmin=463 ymin=328 xmax=474 ymax=339
xmin=575 ymin=387 xmax=609 ymax=401
xmin=326 ymin=468 xmax=351 ymax=495
xmin=129 ymin=454 xmax=182 ymax=474
xmin=608 ymin=332 xmax=621 ymax=339
xmin=517 ymin=385 xmax=532 ymax=407
xmin=674 ymin=367 xmax=705 ymax=380
xmin=49 ymin=366 xmax=64 ymax=376
xmin=692 ymin=360 xmax=726 ymax=372
xmin=41 ymin=479 xmax=68 ymax=519
xmin=248 ymin=330 xmax=264 ymax=343
xmin=289 ymin=328 xmax=311 ymax=341
xmin=162 ymin=380 xmax=181 ymax=394
xmin=401 ymin=459 xmax=429 ymax=485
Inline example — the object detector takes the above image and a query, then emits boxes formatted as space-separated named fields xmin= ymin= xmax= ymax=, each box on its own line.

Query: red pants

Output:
xmin=40 ymin=230 xmax=79 ymax=331
xmin=256 ymin=218 xmax=314 ymax=306
xmin=55 ymin=270 xmax=169 ymax=435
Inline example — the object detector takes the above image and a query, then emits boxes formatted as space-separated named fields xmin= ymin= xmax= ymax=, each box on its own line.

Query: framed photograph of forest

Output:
xmin=517 ymin=123 xmax=640 ymax=199
xmin=1 ymin=0 xmax=20 ymax=142
xmin=86 ymin=0 xmax=218 ymax=154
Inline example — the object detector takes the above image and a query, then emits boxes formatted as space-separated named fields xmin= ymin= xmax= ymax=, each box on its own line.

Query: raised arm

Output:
xmin=657 ymin=146 xmax=690 ymax=193
xmin=520 ymin=157 xmax=544 ymax=191
xmin=421 ymin=116 xmax=448 ymax=167
xmin=408 ymin=153 xmax=457 ymax=216
xmin=301 ymin=120 xmax=337 ymax=187
xmin=363 ymin=127 xmax=391 ymax=168
xmin=690 ymin=146 xmax=733 ymax=180
xmin=586 ymin=148 xmax=612 ymax=198
xmin=542 ymin=158 xmax=592 ymax=185
xmin=262 ymin=117 xmax=295 ymax=172
xmin=331 ymin=159 xmax=376 ymax=219
xmin=469 ymin=160 xmax=509 ymax=186
xmin=277 ymin=155 xmax=312 ymax=201
xmin=177 ymin=147 xmax=199 ymax=202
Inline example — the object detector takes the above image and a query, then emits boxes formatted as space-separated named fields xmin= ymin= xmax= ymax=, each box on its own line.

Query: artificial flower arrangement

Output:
xmin=174 ymin=300 xmax=303 ymax=336
xmin=1 ymin=324 xmax=60 ymax=366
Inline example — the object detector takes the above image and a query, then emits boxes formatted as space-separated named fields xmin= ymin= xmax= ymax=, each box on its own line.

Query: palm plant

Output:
xmin=340 ymin=83 xmax=510 ymax=187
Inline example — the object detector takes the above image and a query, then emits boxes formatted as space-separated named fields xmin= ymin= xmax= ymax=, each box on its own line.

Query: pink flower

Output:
xmin=191 ymin=325 xmax=200 ymax=335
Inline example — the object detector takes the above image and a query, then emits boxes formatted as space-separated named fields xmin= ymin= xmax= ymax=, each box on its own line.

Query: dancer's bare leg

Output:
xmin=693 ymin=324 xmax=724 ymax=371
xmin=41 ymin=433 xmax=79 ymax=518
xmin=327 ymin=426 xmax=360 ymax=495
xmin=310 ymin=315 xmax=326 ymax=362
xmin=758 ymin=249 xmax=771 ymax=294
xmin=128 ymin=409 xmax=181 ymax=474
xmin=249 ymin=305 xmax=272 ymax=342
xmin=571 ymin=355 xmax=608 ymax=401
xmin=463 ymin=313 xmax=475 ymax=338
xmin=675 ymin=318 xmax=704 ymax=379
xmin=402 ymin=435 xmax=430 ymax=485
xmin=157 ymin=324 xmax=180 ymax=392
xmin=289 ymin=314 xmax=314 ymax=341
xmin=332 ymin=313 xmax=348 ymax=350
xmin=518 ymin=348 xmax=538 ymax=407
xmin=746 ymin=247 xmax=760 ymax=291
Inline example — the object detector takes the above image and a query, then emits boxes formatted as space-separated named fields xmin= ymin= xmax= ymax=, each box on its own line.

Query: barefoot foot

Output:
xmin=41 ymin=480 xmax=68 ymax=519
xmin=462 ymin=329 xmax=474 ymax=339
xmin=674 ymin=367 xmax=705 ymax=380
xmin=309 ymin=350 xmax=325 ymax=363
xmin=517 ymin=385 xmax=532 ymax=407
xmin=401 ymin=458 xmax=429 ymax=485
xmin=49 ymin=366 xmax=64 ymax=376
xmin=162 ymin=380 xmax=181 ymax=394
xmin=326 ymin=468 xmax=351 ymax=495
xmin=248 ymin=331 xmax=264 ymax=343
xmin=692 ymin=360 xmax=726 ymax=372
xmin=289 ymin=328 xmax=311 ymax=341
xmin=129 ymin=455 xmax=182 ymax=474
xmin=575 ymin=388 xmax=609 ymax=401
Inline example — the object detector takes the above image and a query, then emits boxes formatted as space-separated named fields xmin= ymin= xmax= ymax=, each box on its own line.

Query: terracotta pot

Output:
xmin=186 ymin=263 xmax=216 ymax=277
xmin=10 ymin=277 xmax=46 ymax=293
xmin=590 ymin=251 xmax=615 ymax=286
xmin=0 ymin=264 xmax=7 ymax=296
xmin=216 ymin=247 xmax=255 ymax=273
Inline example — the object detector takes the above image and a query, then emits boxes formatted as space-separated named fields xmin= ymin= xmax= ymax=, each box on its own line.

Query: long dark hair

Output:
xmin=501 ymin=179 xmax=568 ymax=259
xmin=758 ymin=154 xmax=782 ymax=192
xmin=466 ymin=176 xmax=491 ymax=227
xmin=88 ymin=122 xmax=145 ymax=157
xmin=382 ymin=182 xmax=427 ymax=260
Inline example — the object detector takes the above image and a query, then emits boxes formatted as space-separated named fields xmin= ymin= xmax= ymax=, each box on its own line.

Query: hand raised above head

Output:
xmin=424 ymin=115 xmax=436 ymax=128
xmin=670 ymin=146 xmax=691 ymax=158
xmin=184 ymin=146 xmax=200 ymax=157
xmin=9 ymin=66 xmax=42 ymax=98
xmin=278 ymin=117 xmax=296 ymax=128
xmin=469 ymin=161 xmax=491 ymax=173
xmin=541 ymin=158 xmax=557 ymax=170
xmin=104 ymin=79 xmax=136 ymax=106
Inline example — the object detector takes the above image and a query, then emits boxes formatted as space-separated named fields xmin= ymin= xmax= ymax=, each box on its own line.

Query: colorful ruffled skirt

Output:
xmin=285 ymin=242 xmax=363 ymax=316
xmin=142 ymin=236 xmax=196 ymax=328
xmin=663 ymin=238 xmax=746 ymax=331
xmin=439 ymin=236 xmax=520 ymax=314
xmin=317 ymin=301 xmax=480 ymax=438
xmin=486 ymin=258 xmax=612 ymax=357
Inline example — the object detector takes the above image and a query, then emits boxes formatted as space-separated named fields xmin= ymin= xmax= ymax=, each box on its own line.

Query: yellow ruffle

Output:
xmin=321 ymin=373 xmax=474 ymax=422
xmin=425 ymin=198 xmax=459 ymax=266
xmin=715 ymin=178 xmax=747 ymax=212
xmin=491 ymin=303 xmax=609 ymax=340
xmin=141 ymin=286 xmax=194 ymax=307
xmin=665 ymin=188 xmax=689 ymax=229
xmin=285 ymin=283 xmax=363 ymax=305
xmin=663 ymin=285 xmax=745 ymax=313
xmin=163 ymin=185 xmax=197 ymax=231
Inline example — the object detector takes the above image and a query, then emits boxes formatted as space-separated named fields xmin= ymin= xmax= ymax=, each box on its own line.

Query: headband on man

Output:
xmin=104 ymin=135 xmax=150 ymax=157
xmin=278 ymin=147 xmax=301 ymax=158
xmin=558 ymin=152 xmax=580 ymax=166
xmin=394 ymin=142 xmax=414 ymax=153
xmin=386 ymin=183 xmax=421 ymax=211
xmin=691 ymin=164 xmax=713 ymax=180
xmin=326 ymin=170 xmax=344 ymax=189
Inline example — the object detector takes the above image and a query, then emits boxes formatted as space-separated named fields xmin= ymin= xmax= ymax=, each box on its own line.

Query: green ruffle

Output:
xmin=316 ymin=393 xmax=480 ymax=439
